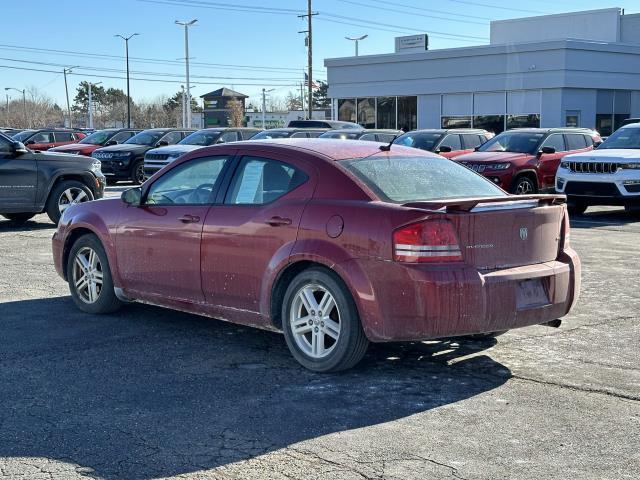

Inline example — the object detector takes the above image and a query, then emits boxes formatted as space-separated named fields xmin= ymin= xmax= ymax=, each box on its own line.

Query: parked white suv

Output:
xmin=556 ymin=123 xmax=640 ymax=215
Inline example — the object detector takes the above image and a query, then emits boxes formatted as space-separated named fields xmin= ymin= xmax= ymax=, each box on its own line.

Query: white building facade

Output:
xmin=325 ymin=8 xmax=640 ymax=136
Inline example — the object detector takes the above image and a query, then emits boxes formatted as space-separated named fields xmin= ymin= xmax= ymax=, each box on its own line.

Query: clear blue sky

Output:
xmin=1 ymin=0 xmax=638 ymax=108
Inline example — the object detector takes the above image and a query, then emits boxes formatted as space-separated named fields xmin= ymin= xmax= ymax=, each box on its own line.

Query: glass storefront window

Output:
xmin=441 ymin=116 xmax=471 ymax=129
xmin=473 ymin=115 xmax=505 ymax=135
xmin=376 ymin=97 xmax=396 ymax=129
xmin=338 ymin=99 xmax=356 ymax=123
xmin=506 ymin=114 xmax=540 ymax=129
xmin=398 ymin=96 xmax=417 ymax=132
xmin=596 ymin=114 xmax=613 ymax=137
xmin=357 ymin=98 xmax=376 ymax=128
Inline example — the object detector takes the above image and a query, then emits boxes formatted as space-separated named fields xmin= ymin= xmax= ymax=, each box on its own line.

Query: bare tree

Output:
xmin=227 ymin=99 xmax=245 ymax=127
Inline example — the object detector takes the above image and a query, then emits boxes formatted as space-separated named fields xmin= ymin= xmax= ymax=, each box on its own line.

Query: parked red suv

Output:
xmin=49 ymin=128 xmax=140 ymax=156
xmin=393 ymin=129 xmax=493 ymax=159
xmin=453 ymin=128 xmax=602 ymax=194
xmin=11 ymin=129 xmax=86 ymax=151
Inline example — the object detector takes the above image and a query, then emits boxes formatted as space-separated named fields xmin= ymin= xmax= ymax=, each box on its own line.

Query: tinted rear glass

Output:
xmin=340 ymin=155 xmax=506 ymax=203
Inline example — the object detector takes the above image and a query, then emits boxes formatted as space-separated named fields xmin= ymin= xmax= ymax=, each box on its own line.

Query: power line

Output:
xmin=444 ymin=0 xmax=548 ymax=15
xmin=334 ymin=0 xmax=488 ymax=25
xmin=355 ymin=0 xmax=493 ymax=21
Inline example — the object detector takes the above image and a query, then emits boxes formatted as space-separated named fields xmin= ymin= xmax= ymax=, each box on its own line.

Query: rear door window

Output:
xmin=541 ymin=134 xmax=566 ymax=152
xmin=565 ymin=134 xmax=587 ymax=150
xmin=161 ymin=131 xmax=183 ymax=144
xmin=440 ymin=134 xmax=462 ymax=151
xmin=290 ymin=132 xmax=309 ymax=138
xmin=359 ymin=133 xmax=377 ymax=141
xmin=32 ymin=132 xmax=54 ymax=143
xmin=461 ymin=134 xmax=483 ymax=149
xmin=111 ymin=131 xmax=136 ymax=143
xmin=220 ymin=131 xmax=240 ymax=143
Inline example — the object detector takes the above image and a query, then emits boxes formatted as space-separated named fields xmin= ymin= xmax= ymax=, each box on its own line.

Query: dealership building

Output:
xmin=325 ymin=8 xmax=640 ymax=136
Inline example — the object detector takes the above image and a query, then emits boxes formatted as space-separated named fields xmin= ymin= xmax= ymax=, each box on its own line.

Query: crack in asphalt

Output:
xmin=510 ymin=375 xmax=640 ymax=402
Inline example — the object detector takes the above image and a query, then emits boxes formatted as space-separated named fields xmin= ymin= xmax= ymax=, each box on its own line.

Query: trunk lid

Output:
xmin=403 ymin=195 xmax=566 ymax=270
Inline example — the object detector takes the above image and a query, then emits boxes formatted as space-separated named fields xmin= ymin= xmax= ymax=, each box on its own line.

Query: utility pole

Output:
xmin=176 ymin=19 xmax=197 ymax=129
xmin=115 ymin=33 xmax=139 ymax=128
xmin=298 ymin=1 xmax=317 ymax=120
xmin=261 ymin=88 xmax=275 ymax=129
xmin=88 ymin=81 xmax=102 ymax=129
xmin=63 ymin=67 xmax=73 ymax=128
xmin=4 ymin=93 xmax=8 ymax=126
xmin=181 ymin=85 xmax=186 ymax=128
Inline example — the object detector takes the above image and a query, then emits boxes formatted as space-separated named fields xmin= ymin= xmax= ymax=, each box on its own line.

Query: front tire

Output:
xmin=282 ymin=267 xmax=369 ymax=372
xmin=510 ymin=175 xmax=537 ymax=195
xmin=131 ymin=160 xmax=145 ymax=185
xmin=568 ymin=201 xmax=588 ymax=216
xmin=46 ymin=180 xmax=94 ymax=224
xmin=66 ymin=234 xmax=123 ymax=314
xmin=2 ymin=213 xmax=35 ymax=224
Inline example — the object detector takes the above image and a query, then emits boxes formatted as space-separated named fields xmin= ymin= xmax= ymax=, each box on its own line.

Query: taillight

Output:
xmin=393 ymin=220 xmax=463 ymax=263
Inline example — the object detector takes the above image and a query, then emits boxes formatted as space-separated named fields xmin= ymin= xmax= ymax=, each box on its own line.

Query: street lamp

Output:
xmin=115 ymin=33 xmax=139 ymax=128
xmin=345 ymin=34 xmax=368 ymax=56
xmin=175 ymin=19 xmax=197 ymax=129
xmin=4 ymin=87 xmax=27 ymax=128
xmin=63 ymin=66 xmax=79 ymax=128
xmin=88 ymin=81 xmax=103 ymax=129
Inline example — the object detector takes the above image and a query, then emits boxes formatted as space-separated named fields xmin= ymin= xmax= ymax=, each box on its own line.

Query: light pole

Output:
xmin=175 ymin=19 xmax=197 ymax=129
xmin=5 ymin=87 xmax=27 ymax=128
xmin=115 ymin=33 xmax=139 ymax=128
xmin=345 ymin=35 xmax=368 ymax=56
xmin=262 ymin=88 xmax=275 ymax=129
xmin=88 ymin=81 xmax=102 ymax=129
xmin=4 ymin=93 xmax=8 ymax=126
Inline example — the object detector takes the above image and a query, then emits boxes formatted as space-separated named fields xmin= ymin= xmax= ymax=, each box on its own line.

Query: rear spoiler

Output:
xmin=402 ymin=194 xmax=566 ymax=213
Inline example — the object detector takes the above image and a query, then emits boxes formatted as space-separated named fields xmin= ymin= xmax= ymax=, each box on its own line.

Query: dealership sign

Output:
xmin=395 ymin=34 xmax=429 ymax=53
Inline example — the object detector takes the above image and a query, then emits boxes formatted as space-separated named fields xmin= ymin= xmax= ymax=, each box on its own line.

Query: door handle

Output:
xmin=265 ymin=216 xmax=292 ymax=227
xmin=178 ymin=214 xmax=200 ymax=223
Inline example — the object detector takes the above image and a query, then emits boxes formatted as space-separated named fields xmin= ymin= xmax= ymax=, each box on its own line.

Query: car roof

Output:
xmin=261 ymin=128 xmax=329 ymax=133
xmin=325 ymin=129 xmax=403 ymax=134
xmin=507 ymin=128 xmax=597 ymax=134
xmin=402 ymin=128 xmax=490 ymax=134
xmin=232 ymin=138 xmax=438 ymax=161
xmin=620 ymin=122 xmax=640 ymax=128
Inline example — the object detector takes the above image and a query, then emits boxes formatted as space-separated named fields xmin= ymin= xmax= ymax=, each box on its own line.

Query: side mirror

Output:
xmin=215 ymin=138 xmax=225 ymax=144
xmin=105 ymin=140 xmax=117 ymax=146
xmin=474 ymin=145 xmax=481 ymax=151
xmin=156 ymin=140 xmax=169 ymax=147
xmin=11 ymin=141 xmax=28 ymax=155
xmin=121 ymin=187 xmax=142 ymax=206
xmin=593 ymin=141 xmax=602 ymax=148
xmin=25 ymin=140 xmax=36 ymax=145
xmin=437 ymin=145 xmax=452 ymax=153
xmin=539 ymin=146 xmax=556 ymax=155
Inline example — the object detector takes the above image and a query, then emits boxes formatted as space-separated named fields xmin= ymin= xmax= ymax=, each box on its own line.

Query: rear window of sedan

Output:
xmin=340 ymin=155 xmax=506 ymax=203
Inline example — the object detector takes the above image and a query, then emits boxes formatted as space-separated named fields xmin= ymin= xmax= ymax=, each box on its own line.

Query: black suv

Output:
xmin=0 ymin=132 xmax=105 ymax=224
xmin=92 ymin=128 xmax=193 ymax=184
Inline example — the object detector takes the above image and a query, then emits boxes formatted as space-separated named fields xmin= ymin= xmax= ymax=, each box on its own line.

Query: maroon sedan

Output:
xmin=52 ymin=139 xmax=580 ymax=372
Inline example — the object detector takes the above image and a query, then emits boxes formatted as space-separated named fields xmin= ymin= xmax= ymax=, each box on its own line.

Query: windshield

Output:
xmin=179 ymin=130 xmax=222 ymax=146
xmin=79 ymin=130 xmax=115 ymax=145
xmin=477 ymin=132 xmax=544 ymax=154
xmin=340 ymin=155 xmax=505 ymax=203
xmin=393 ymin=132 xmax=443 ymax=151
xmin=251 ymin=130 xmax=292 ymax=139
xmin=12 ymin=130 xmax=35 ymax=142
xmin=597 ymin=127 xmax=640 ymax=150
xmin=125 ymin=130 xmax=165 ymax=145
xmin=321 ymin=132 xmax=361 ymax=139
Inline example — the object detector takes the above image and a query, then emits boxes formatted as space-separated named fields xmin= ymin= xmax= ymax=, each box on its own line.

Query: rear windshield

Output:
xmin=393 ymin=132 xmax=442 ymax=151
xmin=598 ymin=127 xmax=640 ymax=150
xmin=179 ymin=130 xmax=222 ymax=146
xmin=477 ymin=132 xmax=544 ymax=154
xmin=251 ymin=130 xmax=292 ymax=139
xmin=340 ymin=155 xmax=506 ymax=203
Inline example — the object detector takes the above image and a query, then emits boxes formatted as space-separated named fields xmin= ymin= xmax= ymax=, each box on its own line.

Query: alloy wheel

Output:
xmin=72 ymin=247 xmax=104 ymax=304
xmin=135 ymin=163 xmax=145 ymax=184
xmin=515 ymin=179 xmax=534 ymax=195
xmin=290 ymin=284 xmax=341 ymax=359
xmin=58 ymin=187 xmax=89 ymax=213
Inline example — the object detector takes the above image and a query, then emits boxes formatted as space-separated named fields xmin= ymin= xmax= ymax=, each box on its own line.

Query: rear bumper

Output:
xmin=344 ymin=249 xmax=581 ymax=342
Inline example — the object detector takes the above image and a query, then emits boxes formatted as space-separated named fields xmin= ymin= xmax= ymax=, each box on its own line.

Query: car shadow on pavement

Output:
xmin=0 ymin=219 xmax=55 ymax=231
xmin=0 ymin=296 xmax=511 ymax=479
xmin=569 ymin=208 xmax=640 ymax=228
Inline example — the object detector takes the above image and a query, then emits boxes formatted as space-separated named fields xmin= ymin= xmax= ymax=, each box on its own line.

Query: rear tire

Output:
xmin=66 ymin=234 xmax=123 ymax=314
xmin=282 ymin=267 xmax=369 ymax=372
xmin=2 ymin=213 xmax=35 ymax=224
xmin=510 ymin=175 xmax=537 ymax=195
xmin=46 ymin=180 xmax=94 ymax=224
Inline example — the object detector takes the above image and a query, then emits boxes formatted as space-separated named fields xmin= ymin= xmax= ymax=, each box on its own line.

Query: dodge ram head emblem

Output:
xmin=520 ymin=227 xmax=528 ymax=240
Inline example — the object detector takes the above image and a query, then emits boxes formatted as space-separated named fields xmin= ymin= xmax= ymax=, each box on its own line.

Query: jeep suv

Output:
xmin=556 ymin=123 xmax=640 ymax=214
xmin=49 ymin=128 xmax=140 ymax=156
xmin=144 ymin=127 xmax=261 ymax=178
xmin=393 ymin=129 xmax=494 ymax=159
xmin=453 ymin=128 xmax=601 ymax=194
xmin=11 ymin=129 xmax=86 ymax=151
xmin=92 ymin=128 xmax=193 ymax=184
xmin=0 ymin=132 xmax=105 ymax=224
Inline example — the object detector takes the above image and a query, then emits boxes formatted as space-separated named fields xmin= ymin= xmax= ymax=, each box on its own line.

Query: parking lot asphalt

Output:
xmin=0 ymin=188 xmax=638 ymax=480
